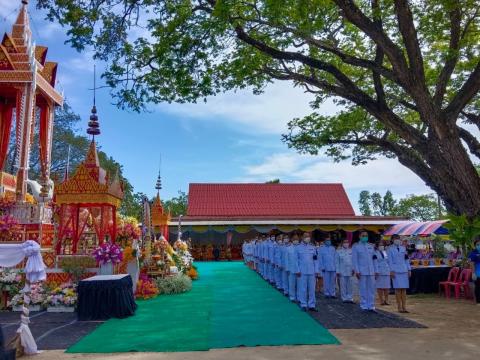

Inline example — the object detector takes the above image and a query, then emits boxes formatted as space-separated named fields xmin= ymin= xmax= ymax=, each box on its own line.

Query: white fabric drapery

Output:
xmin=0 ymin=240 xmax=46 ymax=355
xmin=0 ymin=240 xmax=46 ymax=282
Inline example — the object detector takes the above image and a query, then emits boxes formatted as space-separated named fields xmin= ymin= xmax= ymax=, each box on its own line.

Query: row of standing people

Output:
xmin=242 ymin=232 xmax=411 ymax=313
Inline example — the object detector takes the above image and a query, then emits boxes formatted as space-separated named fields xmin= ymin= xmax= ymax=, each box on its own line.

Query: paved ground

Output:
xmin=23 ymin=295 xmax=480 ymax=360
xmin=0 ymin=312 xmax=102 ymax=350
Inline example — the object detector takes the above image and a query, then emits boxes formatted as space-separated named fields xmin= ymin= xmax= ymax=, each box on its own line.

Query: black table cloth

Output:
xmin=408 ymin=266 xmax=452 ymax=294
xmin=77 ymin=274 xmax=137 ymax=321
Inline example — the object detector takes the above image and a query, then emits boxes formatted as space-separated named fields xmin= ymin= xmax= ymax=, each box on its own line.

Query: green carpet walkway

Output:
xmin=67 ymin=262 xmax=339 ymax=353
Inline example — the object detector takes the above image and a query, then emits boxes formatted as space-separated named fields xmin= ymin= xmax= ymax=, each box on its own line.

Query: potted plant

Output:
xmin=444 ymin=215 xmax=480 ymax=268
xmin=45 ymin=283 xmax=77 ymax=312
xmin=92 ymin=242 xmax=123 ymax=275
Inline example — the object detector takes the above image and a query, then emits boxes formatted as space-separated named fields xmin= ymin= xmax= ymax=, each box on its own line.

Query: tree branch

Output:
xmin=333 ymin=0 xmax=410 ymax=84
xmin=433 ymin=5 xmax=461 ymax=106
xmin=393 ymin=0 xmax=426 ymax=84
xmin=457 ymin=126 xmax=480 ymax=159
xmin=444 ymin=61 xmax=480 ymax=119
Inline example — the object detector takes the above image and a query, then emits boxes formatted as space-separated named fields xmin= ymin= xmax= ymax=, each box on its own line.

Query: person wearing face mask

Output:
xmin=296 ymin=233 xmax=319 ymax=311
xmin=335 ymin=238 xmax=354 ymax=303
xmin=374 ymin=241 xmax=391 ymax=306
xmin=387 ymin=234 xmax=411 ymax=313
xmin=468 ymin=238 xmax=480 ymax=305
xmin=252 ymin=237 xmax=259 ymax=273
xmin=318 ymin=235 xmax=337 ymax=298
xmin=259 ymin=235 xmax=266 ymax=278
xmin=286 ymin=234 xmax=300 ymax=302
xmin=268 ymin=234 xmax=276 ymax=284
xmin=273 ymin=235 xmax=283 ymax=290
xmin=281 ymin=236 xmax=290 ymax=296
xmin=352 ymin=231 xmax=378 ymax=311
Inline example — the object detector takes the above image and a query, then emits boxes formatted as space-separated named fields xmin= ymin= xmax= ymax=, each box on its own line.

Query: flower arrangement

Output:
xmin=0 ymin=215 xmax=21 ymax=241
xmin=155 ymin=274 xmax=192 ymax=295
xmin=0 ymin=268 xmax=23 ymax=293
xmin=45 ymin=283 xmax=77 ymax=307
xmin=135 ymin=275 xmax=159 ymax=300
xmin=174 ymin=240 xmax=189 ymax=252
xmin=0 ymin=196 xmax=15 ymax=214
xmin=92 ymin=242 xmax=123 ymax=265
xmin=122 ymin=246 xmax=137 ymax=263
xmin=187 ymin=266 xmax=198 ymax=280
xmin=9 ymin=283 xmax=46 ymax=308
xmin=116 ymin=216 xmax=141 ymax=243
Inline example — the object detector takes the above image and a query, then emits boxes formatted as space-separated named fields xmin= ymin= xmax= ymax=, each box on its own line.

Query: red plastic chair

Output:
xmin=449 ymin=269 xmax=473 ymax=299
xmin=439 ymin=267 xmax=460 ymax=298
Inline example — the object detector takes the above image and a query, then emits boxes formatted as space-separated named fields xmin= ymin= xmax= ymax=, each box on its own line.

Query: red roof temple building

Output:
xmin=170 ymin=183 xmax=406 ymax=260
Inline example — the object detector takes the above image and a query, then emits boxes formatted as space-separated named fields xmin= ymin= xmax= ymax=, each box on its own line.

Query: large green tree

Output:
xmin=38 ymin=0 xmax=480 ymax=216
xmin=162 ymin=191 xmax=189 ymax=217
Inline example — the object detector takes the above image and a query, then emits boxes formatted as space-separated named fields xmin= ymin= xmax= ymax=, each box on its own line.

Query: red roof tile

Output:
xmin=187 ymin=183 xmax=356 ymax=218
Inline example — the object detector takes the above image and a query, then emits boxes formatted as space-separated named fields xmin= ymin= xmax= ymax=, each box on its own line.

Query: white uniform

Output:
xmin=297 ymin=242 xmax=318 ymax=309
xmin=387 ymin=245 xmax=411 ymax=289
xmin=336 ymin=247 xmax=353 ymax=302
xmin=352 ymin=242 xmax=378 ymax=310
xmin=285 ymin=243 xmax=299 ymax=301
xmin=318 ymin=245 xmax=336 ymax=297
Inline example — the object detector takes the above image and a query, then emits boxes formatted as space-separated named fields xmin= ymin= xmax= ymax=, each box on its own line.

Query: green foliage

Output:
xmin=59 ymin=256 xmax=97 ymax=283
xmin=358 ymin=190 xmax=444 ymax=221
xmin=393 ymin=194 xmax=444 ymax=221
xmin=37 ymin=0 xmax=480 ymax=216
xmin=444 ymin=215 xmax=480 ymax=259
xmin=431 ymin=236 xmax=447 ymax=259
xmin=358 ymin=190 xmax=372 ymax=216
xmin=162 ymin=191 xmax=188 ymax=217
xmin=266 ymin=179 xmax=280 ymax=183
xmin=155 ymin=274 xmax=192 ymax=295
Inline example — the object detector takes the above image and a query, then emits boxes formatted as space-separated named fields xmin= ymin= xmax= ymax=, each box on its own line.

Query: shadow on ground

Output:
xmin=308 ymin=295 xmax=426 ymax=329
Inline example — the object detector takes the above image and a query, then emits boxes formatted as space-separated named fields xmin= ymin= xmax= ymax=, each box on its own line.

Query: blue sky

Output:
xmin=0 ymin=1 xmax=431 ymax=211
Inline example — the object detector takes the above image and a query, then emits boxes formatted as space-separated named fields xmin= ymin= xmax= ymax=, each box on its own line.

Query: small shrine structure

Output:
xmin=54 ymin=102 xmax=124 ymax=254
xmin=0 ymin=1 xmax=63 ymax=248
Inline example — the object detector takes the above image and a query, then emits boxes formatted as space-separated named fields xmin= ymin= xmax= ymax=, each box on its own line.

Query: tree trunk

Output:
xmin=420 ymin=134 xmax=480 ymax=218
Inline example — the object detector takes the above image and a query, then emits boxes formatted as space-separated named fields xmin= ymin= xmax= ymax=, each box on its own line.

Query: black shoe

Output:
xmin=368 ymin=309 xmax=378 ymax=313
xmin=308 ymin=307 xmax=318 ymax=312
xmin=330 ymin=296 xmax=337 ymax=299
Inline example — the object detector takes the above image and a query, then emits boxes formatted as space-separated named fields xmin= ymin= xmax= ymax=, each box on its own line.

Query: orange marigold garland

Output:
xmin=135 ymin=275 xmax=159 ymax=300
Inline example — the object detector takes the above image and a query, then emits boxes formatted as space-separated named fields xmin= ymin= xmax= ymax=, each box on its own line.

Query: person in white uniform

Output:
xmin=281 ymin=236 xmax=290 ymax=296
xmin=387 ymin=234 xmax=411 ymax=313
xmin=374 ymin=241 xmax=391 ymax=306
xmin=335 ymin=238 xmax=354 ymax=303
xmin=318 ymin=236 xmax=337 ymax=298
xmin=286 ymin=234 xmax=300 ymax=302
xmin=296 ymin=233 xmax=319 ymax=311
xmin=352 ymin=231 xmax=378 ymax=312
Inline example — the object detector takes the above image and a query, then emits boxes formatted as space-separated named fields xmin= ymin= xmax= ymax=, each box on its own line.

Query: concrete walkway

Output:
xmin=32 ymin=295 xmax=480 ymax=360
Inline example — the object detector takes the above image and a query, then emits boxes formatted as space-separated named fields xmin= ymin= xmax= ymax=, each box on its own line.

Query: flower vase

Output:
xmin=127 ymin=260 xmax=139 ymax=293
xmin=99 ymin=262 xmax=114 ymax=275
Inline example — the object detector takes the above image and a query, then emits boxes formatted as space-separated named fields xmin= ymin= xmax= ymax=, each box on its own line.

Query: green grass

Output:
xmin=67 ymin=262 xmax=339 ymax=353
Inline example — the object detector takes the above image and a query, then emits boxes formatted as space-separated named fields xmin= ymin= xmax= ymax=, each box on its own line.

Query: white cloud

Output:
xmin=241 ymin=152 xmax=431 ymax=203
xmin=159 ymin=81 xmax=336 ymax=135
